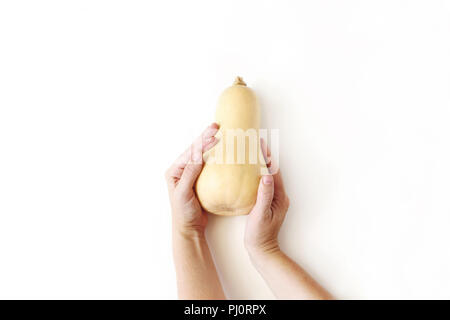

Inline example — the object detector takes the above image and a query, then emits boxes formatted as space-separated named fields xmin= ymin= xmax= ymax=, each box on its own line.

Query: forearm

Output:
xmin=172 ymin=229 xmax=226 ymax=300
xmin=248 ymin=247 xmax=332 ymax=300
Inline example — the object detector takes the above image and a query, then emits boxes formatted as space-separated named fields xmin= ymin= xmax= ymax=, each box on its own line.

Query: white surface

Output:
xmin=1 ymin=0 xmax=450 ymax=299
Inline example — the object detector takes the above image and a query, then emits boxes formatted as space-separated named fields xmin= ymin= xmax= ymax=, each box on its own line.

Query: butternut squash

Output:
xmin=195 ymin=77 xmax=267 ymax=216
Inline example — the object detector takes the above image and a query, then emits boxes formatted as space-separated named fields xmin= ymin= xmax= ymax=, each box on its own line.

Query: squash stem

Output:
xmin=233 ymin=76 xmax=247 ymax=86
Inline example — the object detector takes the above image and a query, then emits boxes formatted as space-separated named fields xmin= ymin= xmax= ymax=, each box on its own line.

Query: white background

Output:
xmin=1 ymin=0 xmax=450 ymax=299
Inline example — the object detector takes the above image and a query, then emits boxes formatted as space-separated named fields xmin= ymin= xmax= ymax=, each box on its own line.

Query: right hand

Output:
xmin=244 ymin=140 xmax=290 ymax=255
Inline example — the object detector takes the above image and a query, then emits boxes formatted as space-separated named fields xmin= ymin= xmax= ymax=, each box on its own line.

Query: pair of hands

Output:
xmin=165 ymin=123 xmax=290 ymax=256
xmin=166 ymin=123 xmax=332 ymax=300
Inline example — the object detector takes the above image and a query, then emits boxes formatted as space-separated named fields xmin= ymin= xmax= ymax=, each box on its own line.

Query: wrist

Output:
xmin=245 ymin=240 xmax=281 ymax=260
xmin=172 ymin=224 xmax=206 ymax=240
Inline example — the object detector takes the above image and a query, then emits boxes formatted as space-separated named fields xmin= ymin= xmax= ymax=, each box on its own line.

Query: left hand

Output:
xmin=244 ymin=139 xmax=290 ymax=255
xmin=165 ymin=123 xmax=219 ymax=238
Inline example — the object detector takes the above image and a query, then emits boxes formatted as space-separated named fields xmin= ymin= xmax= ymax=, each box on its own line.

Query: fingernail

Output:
xmin=262 ymin=175 xmax=273 ymax=185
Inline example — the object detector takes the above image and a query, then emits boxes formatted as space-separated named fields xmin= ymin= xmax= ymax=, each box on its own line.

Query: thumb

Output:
xmin=251 ymin=175 xmax=274 ymax=216
xmin=178 ymin=144 xmax=203 ymax=193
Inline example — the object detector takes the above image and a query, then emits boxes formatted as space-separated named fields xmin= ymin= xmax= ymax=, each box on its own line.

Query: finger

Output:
xmin=177 ymin=139 xmax=204 ymax=193
xmin=166 ymin=123 xmax=219 ymax=188
xmin=260 ymin=138 xmax=272 ymax=168
xmin=201 ymin=122 xmax=220 ymax=142
xmin=272 ymin=167 xmax=287 ymax=201
xmin=175 ymin=122 xmax=219 ymax=167
xmin=203 ymin=135 xmax=219 ymax=153
xmin=260 ymin=139 xmax=286 ymax=200
xmin=250 ymin=175 xmax=274 ymax=217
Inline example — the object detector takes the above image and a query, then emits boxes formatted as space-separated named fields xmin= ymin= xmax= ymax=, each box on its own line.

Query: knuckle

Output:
xmin=262 ymin=209 xmax=273 ymax=221
xmin=183 ymin=163 xmax=196 ymax=176
xmin=284 ymin=195 xmax=290 ymax=208
xmin=164 ymin=168 xmax=171 ymax=180
xmin=165 ymin=169 xmax=175 ymax=183
xmin=274 ymin=195 xmax=289 ymax=213
xmin=258 ymin=195 xmax=272 ymax=209
xmin=262 ymin=189 xmax=272 ymax=198
xmin=282 ymin=195 xmax=290 ymax=211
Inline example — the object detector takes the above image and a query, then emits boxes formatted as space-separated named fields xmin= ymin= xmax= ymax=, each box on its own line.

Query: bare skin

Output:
xmin=165 ymin=123 xmax=225 ymax=299
xmin=245 ymin=139 xmax=333 ymax=300
xmin=165 ymin=124 xmax=332 ymax=300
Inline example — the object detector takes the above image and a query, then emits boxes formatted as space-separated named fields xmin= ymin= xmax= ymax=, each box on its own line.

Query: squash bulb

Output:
xmin=195 ymin=77 xmax=267 ymax=216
